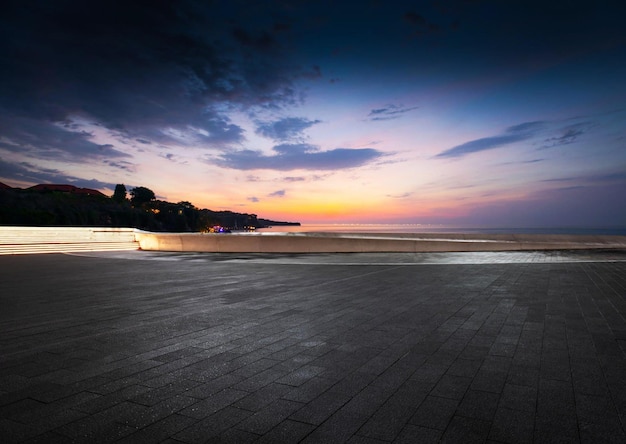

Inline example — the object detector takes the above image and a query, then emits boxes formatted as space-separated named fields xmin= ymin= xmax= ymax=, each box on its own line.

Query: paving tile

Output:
xmin=408 ymin=395 xmax=458 ymax=430
xmin=235 ymin=399 xmax=304 ymax=435
xmin=394 ymin=424 xmax=442 ymax=443
xmin=173 ymin=406 xmax=252 ymax=443
xmin=488 ymin=406 xmax=534 ymax=443
xmin=288 ymin=390 xmax=351 ymax=425
xmin=281 ymin=376 xmax=337 ymax=403
xmin=470 ymin=369 xmax=508 ymax=394
xmin=430 ymin=374 xmax=472 ymax=400
xmin=456 ymin=389 xmax=500 ymax=421
xmin=441 ymin=415 xmax=491 ymax=443
xmin=300 ymin=409 xmax=369 ymax=443
xmin=116 ymin=413 xmax=196 ymax=444
xmin=356 ymin=379 xmax=428 ymax=441
xmin=233 ymin=382 xmax=293 ymax=412
xmin=499 ymin=383 xmax=537 ymax=413
xmin=178 ymin=388 xmax=250 ymax=420
xmin=255 ymin=419 xmax=315 ymax=444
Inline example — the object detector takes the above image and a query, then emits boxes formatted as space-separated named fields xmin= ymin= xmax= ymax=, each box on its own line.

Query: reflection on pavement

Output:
xmin=69 ymin=249 xmax=626 ymax=265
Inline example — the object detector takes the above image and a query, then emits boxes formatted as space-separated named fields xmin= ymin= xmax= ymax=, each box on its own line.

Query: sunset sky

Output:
xmin=1 ymin=0 xmax=625 ymax=227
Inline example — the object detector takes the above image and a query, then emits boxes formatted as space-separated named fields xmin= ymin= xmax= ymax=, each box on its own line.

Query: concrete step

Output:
xmin=0 ymin=227 xmax=139 ymax=255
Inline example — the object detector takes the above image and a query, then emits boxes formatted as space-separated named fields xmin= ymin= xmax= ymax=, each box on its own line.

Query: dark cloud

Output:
xmin=500 ymin=158 xmax=545 ymax=166
xmin=103 ymin=160 xmax=137 ymax=173
xmin=0 ymin=114 xmax=131 ymax=162
xmin=269 ymin=190 xmax=286 ymax=197
xmin=0 ymin=0 xmax=311 ymax=154
xmin=247 ymin=196 xmax=260 ymax=202
xmin=0 ymin=157 xmax=115 ymax=189
xmin=542 ymin=170 xmax=626 ymax=185
xmin=436 ymin=121 xmax=546 ymax=158
xmin=368 ymin=104 xmax=419 ymax=121
xmin=256 ymin=117 xmax=322 ymax=141
xmin=541 ymin=122 xmax=591 ymax=149
xmin=214 ymin=143 xmax=385 ymax=171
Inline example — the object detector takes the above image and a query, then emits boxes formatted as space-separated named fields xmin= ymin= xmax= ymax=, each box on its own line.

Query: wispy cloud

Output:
xmin=368 ymin=104 xmax=419 ymax=121
xmin=103 ymin=160 xmax=138 ymax=172
xmin=387 ymin=192 xmax=413 ymax=198
xmin=213 ymin=143 xmax=385 ymax=171
xmin=269 ymin=189 xmax=286 ymax=197
xmin=255 ymin=117 xmax=321 ymax=141
xmin=436 ymin=121 xmax=546 ymax=158
xmin=542 ymin=170 xmax=626 ymax=185
xmin=541 ymin=122 xmax=592 ymax=149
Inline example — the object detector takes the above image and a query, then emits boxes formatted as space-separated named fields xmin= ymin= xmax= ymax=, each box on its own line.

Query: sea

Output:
xmin=258 ymin=224 xmax=626 ymax=236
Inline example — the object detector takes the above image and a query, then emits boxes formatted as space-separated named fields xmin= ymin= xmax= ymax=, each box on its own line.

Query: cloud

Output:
xmin=0 ymin=114 xmax=131 ymax=162
xmin=368 ymin=104 xmax=419 ymax=121
xmin=103 ymin=160 xmax=138 ymax=172
xmin=0 ymin=1 xmax=312 ymax=151
xmin=255 ymin=117 xmax=322 ymax=141
xmin=214 ymin=143 xmax=385 ymax=171
xmin=387 ymin=192 xmax=413 ymax=199
xmin=0 ymin=157 xmax=115 ymax=189
xmin=269 ymin=190 xmax=286 ymax=197
xmin=436 ymin=121 xmax=546 ymax=158
xmin=541 ymin=122 xmax=591 ymax=148
xmin=247 ymin=196 xmax=260 ymax=202
xmin=542 ymin=170 xmax=626 ymax=185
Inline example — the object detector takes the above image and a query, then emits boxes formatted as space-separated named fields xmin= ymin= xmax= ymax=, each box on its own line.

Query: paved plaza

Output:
xmin=1 ymin=250 xmax=626 ymax=443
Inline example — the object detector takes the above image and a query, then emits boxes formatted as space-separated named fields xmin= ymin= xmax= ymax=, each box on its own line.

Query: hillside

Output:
xmin=0 ymin=184 xmax=299 ymax=232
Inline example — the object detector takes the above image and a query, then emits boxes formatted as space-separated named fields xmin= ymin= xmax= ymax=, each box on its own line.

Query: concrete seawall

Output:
xmin=134 ymin=230 xmax=626 ymax=253
xmin=2 ymin=227 xmax=624 ymax=254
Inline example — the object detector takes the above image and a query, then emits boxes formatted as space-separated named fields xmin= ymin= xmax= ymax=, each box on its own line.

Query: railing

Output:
xmin=0 ymin=227 xmax=139 ymax=255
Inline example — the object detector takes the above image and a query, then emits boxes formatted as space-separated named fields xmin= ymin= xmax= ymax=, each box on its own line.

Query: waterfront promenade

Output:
xmin=1 ymin=250 xmax=626 ymax=442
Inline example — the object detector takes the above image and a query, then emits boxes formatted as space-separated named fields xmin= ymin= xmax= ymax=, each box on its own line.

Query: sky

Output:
xmin=1 ymin=0 xmax=625 ymax=228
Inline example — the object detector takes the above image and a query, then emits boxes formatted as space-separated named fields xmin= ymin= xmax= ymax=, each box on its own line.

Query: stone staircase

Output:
xmin=0 ymin=227 xmax=139 ymax=255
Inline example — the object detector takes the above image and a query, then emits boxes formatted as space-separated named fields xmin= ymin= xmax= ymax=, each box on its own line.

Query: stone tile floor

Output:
xmin=1 ymin=250 xmax=625 ymax=443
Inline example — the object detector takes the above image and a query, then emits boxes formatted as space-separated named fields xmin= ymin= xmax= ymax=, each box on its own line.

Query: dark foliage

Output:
xmin=0 ymin=187 xmax=298 ymax=231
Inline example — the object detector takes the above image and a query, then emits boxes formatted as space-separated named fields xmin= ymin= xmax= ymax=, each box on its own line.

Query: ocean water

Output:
xmin=258 ymin=224 xmax=626 ymax=236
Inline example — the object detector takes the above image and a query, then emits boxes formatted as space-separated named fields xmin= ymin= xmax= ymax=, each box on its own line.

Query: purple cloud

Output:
xmin=255 ymin=117 xmax=322 ymax=141
xmin=436 ymin=121 xmax=546 ymax=158
xmin=214 ymin=143 xmax=385 ymax=171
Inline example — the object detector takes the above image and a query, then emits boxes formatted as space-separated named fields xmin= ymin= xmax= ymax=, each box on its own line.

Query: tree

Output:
xmin=130 ymin=186 xmax=155 ymax=207
xmin=112 ymin=184 xmax=127 ymax=203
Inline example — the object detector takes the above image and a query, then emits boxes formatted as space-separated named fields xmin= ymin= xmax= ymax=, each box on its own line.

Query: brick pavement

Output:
xmin=1 ymin=250 xmax=625 ymax=443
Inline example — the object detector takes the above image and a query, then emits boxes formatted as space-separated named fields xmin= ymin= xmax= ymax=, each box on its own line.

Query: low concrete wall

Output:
xmin=134 ymin=231 xmax=626 ymax=253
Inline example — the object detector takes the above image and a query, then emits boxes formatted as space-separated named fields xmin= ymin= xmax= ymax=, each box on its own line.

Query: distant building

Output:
xmin=27 ymin=184 xmax=106 ymax=197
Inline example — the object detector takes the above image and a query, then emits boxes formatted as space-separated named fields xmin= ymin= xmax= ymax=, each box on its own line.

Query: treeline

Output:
xmin=0 ymin=185 xmax=298 ymax=231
